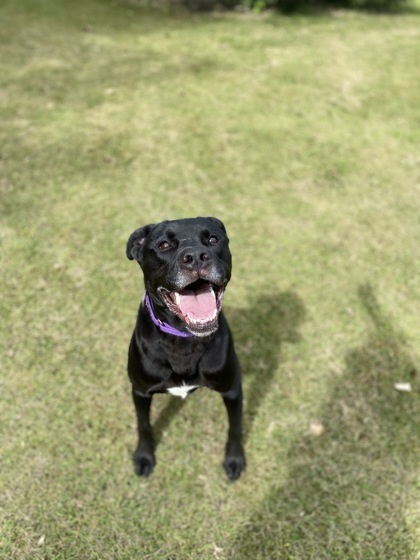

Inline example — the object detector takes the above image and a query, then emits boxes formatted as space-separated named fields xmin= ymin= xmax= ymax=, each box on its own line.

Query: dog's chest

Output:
xmin=167 ymin=383 xmax=200 ymax=399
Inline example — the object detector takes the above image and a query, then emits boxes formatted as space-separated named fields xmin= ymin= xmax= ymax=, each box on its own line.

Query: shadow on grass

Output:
xmin=15 ymin=0 xmax=420 ymax=29
xmin=230 ymin=284 xmax=419 ymax=559
xmin=153 ymin=396 xmax=187 ymax=443
xmin=267 ymin=0 xmax=418 ymax=16
xmin=227 ymin=291 xmax=307 ymax=440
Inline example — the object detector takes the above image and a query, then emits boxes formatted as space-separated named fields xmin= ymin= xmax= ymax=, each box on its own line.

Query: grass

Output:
xmin=1 ymin=0 xmax=420 ymax=558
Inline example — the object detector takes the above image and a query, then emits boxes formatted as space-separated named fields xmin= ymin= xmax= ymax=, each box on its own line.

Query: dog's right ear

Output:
xmin=126 ymin=224 xmax=154 ymax=264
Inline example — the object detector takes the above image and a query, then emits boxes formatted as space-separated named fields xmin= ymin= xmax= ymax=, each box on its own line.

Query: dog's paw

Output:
xmin=223 ymin=455 xmax=246 ymax=481
xmin=134 ymin=448 xmax=155 ymax=477
xmin=223 ymin=444 xmax=246 ymax=481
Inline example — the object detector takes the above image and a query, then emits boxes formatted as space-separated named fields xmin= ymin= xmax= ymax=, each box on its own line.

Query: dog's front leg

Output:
xmin=222 ymin=385 xmax=246 ymax=481
xmin=132 ymin=389 xmax=155 ymax=476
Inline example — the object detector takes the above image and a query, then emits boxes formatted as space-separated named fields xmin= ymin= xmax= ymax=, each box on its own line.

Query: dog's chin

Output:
xmin=185 ymin=320 xmax=219 ymax=338
xmin=157 ymin=279 xmax=225 ymax=337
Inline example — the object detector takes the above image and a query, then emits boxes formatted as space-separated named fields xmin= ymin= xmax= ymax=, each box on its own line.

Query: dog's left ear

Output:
xmin=126 ymin=224 xmax=154 ymax=264
xmin=207 ymin=217 xmax=226 ymax=234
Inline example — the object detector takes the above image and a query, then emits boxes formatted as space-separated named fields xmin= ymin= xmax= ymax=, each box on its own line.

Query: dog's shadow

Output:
xmin=230 ymin=283 xmax=419 ymax=556
xmin=152 ymin=290 xmax=306 ymax=443
xmin=227 ymin=291 xmax=306 ymax=439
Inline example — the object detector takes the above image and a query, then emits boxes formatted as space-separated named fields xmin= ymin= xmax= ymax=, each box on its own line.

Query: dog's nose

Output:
xmin=181 ymin=247 xmax=212 ymax=269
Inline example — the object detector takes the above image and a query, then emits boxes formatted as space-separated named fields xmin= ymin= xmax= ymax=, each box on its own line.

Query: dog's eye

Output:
xmin=158 ymin=241 xmax=171 ymax=251
xmin=208 ymin=235 xmax=218 ymax=245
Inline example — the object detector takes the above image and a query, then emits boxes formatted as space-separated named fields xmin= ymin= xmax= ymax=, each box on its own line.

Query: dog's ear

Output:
xmin=126 ymin=224 xmax=154 ymax=263
xmin=207 ymin=217 xmax=226 ymax=233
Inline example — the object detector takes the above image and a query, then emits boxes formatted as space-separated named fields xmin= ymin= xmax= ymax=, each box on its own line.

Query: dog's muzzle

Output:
xmin=158 ymin=279 xmax=226 ymax=336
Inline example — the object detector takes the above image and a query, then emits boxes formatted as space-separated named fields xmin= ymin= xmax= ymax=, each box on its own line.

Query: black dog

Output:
xmin=126 ymin=217 xmax=245 ymax=480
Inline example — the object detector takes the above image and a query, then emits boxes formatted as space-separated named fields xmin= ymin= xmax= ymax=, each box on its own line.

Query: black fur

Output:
xmin=126 ymin=217 xmax=245 ymax=480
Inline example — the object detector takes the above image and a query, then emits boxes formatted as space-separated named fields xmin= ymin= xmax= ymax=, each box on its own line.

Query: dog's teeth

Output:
xmin=173 ymin=292 xmax=181 ymax=305
xmin=185 ymin=310 xmax=217 ymax=327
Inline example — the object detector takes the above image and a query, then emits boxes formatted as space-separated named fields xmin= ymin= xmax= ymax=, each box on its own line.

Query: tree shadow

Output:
xmin=267 ymin=0 xmax=418 ymax=16
xmin=226 ymin=291 xmax=307 ymax=440
xmin=230 ymin=284 xmax=419 ymax=558
xmin=14 ymin=0 xmax=420 ymax=26
xmin=153 ymin=0 xmax=418 ymax=15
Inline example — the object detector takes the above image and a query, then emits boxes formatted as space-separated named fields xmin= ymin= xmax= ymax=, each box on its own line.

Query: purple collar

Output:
xmin=144 ymin=292 xmax=194 ymax=338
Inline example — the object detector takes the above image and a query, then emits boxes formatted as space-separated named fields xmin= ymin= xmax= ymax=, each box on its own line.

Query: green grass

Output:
xmin=1 ymin=0 xmax=420 ymax=558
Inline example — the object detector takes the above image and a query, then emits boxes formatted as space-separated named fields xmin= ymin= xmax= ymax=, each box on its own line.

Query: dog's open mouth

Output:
xmin=158 ymin=279 xmax=225 ymax=335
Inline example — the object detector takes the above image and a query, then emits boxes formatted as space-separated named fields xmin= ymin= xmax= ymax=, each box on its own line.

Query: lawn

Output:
xmin=1 ymin=0 xmax=419 ymax=558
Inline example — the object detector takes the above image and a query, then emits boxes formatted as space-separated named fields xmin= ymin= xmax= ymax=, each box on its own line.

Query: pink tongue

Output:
xmin=178 ymin=284 xmax=216 ymax=320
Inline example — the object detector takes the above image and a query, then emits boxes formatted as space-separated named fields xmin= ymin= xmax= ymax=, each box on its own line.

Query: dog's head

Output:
xmin=127 ymin=217 xmax=232 ymax=336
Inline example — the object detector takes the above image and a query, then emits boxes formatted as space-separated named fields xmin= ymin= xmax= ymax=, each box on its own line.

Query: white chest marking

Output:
xmin=167 ymin=383 xmax=200 ymax=399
